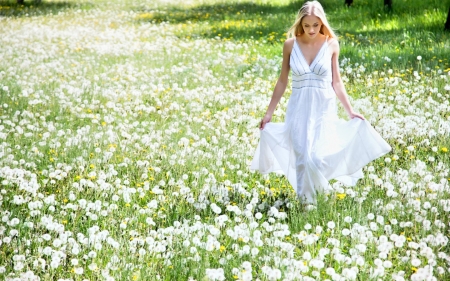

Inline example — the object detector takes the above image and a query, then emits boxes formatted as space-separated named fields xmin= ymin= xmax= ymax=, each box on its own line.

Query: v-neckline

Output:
xmin=295 ymin=38 xmax=327 ymax=69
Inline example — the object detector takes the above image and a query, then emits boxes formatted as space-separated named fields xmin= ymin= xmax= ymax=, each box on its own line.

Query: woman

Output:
xmin=250 ymin=1 xmax=391 ymax=203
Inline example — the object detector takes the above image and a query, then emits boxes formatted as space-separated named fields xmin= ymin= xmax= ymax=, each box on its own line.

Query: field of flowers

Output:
xmin=0 ymin=0 xmax=450 ymax=280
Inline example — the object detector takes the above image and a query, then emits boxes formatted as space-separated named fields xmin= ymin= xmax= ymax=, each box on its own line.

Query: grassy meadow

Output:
xmin=0 ymin=0 xmax=450 ymax=280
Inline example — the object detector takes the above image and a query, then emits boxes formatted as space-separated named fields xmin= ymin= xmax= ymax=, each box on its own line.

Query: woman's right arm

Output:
xmin=259 ymin=38 xmax=294 ymax=130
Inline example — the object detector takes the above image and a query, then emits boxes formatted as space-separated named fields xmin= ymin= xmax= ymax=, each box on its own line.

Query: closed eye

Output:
xmin=304 ymin=23 xmax=320 ymax=27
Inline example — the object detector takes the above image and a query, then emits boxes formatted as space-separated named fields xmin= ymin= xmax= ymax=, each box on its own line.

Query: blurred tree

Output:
xmin=344 ymin=0 xmax=391 ymax=9
xmin=445 ymin=7 xmax=450 ymax=30
xmin=384 ymin=0 xmax=392 ymax=10
xmin=17 ymin=0 xmax=42 ymax=3
xmin=344 ymin=1 xmax=449 ymax=30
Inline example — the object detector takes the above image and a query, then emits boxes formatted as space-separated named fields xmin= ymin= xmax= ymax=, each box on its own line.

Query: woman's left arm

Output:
xmin=329 ymin=39 xmax=364 ymax=120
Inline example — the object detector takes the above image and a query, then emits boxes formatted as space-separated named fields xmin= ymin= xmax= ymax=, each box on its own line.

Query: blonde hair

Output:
xmin=287 ymin=1 xmax=337 ymax=39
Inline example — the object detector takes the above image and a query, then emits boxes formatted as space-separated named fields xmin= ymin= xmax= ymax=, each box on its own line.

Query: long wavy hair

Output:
xmin=287 ymin=1 xmax=337 ymax=39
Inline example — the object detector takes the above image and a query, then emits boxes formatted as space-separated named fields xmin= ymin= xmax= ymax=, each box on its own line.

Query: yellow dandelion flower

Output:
xmin=336 ymin=193 xmax=346 ymax=200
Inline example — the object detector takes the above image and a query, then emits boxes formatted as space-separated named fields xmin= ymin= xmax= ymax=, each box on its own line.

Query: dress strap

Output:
xmin=323 ymin=35 xmax=329 ymax=51
xmin=292 ymin=37 xmax=297 ymax=53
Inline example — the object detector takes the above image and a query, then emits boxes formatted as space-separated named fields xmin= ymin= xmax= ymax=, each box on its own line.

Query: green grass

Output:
xmin=135 ymin=0 xmax=450 ymax=72
xmin=0 ymin=0 xmax=449 ymax=280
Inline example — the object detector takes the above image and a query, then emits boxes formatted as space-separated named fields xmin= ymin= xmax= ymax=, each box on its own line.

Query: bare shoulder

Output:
xmin=283 ymin=38 xmax=296 ymax=52
xmin=327 ymin=37 xmax=340 ymax=55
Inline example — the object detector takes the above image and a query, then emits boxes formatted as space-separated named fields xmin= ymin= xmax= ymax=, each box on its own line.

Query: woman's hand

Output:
xmin=349 ymin=111 xmax=365 ymax=120
xmin=259 ymin=114 xmax=272 ymax=130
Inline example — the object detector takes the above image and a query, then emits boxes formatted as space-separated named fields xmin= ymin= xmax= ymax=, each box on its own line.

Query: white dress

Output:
xmin=251 ymin=37 xmax=391 ymax=203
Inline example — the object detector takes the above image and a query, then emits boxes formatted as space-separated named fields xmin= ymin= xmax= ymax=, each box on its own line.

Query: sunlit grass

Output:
xmin=136 ymin=0 xmax=449 ymax=72
xmin=0 ymin=0 xmax=449 ymax=280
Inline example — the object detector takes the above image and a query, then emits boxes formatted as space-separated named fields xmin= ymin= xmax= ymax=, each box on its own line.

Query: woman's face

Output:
xmin=301 ymin=15 xmax=322 ymax=39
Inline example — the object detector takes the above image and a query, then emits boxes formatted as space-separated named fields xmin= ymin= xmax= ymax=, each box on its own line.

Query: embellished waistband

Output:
xmin=291 ymin=74 xmax=331 ymax=89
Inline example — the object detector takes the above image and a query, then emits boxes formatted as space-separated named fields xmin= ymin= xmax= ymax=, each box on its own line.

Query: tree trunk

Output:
xmin=345 ymin=0 xmax=353 ymax=6
xmin=17 ymin=0 xmax=24 ymax=4
xmin=384 ymin=0 xmax=392 ymax=11
xmin=445 ymin=7 xmax=450 ymax=31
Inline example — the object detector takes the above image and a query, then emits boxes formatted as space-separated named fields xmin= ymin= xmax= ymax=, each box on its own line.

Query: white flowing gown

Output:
xmin=251 ymin=37 xmax=392 ymax=203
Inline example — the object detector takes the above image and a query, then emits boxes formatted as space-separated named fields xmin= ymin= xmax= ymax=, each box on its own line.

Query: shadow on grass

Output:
xmin=0 ymin=0 xmax=94 ymax=17
xmin=134 ymin=0 xmax=449 ymax=63
xmin=135 ymin=1 xmax=303 ymax=43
